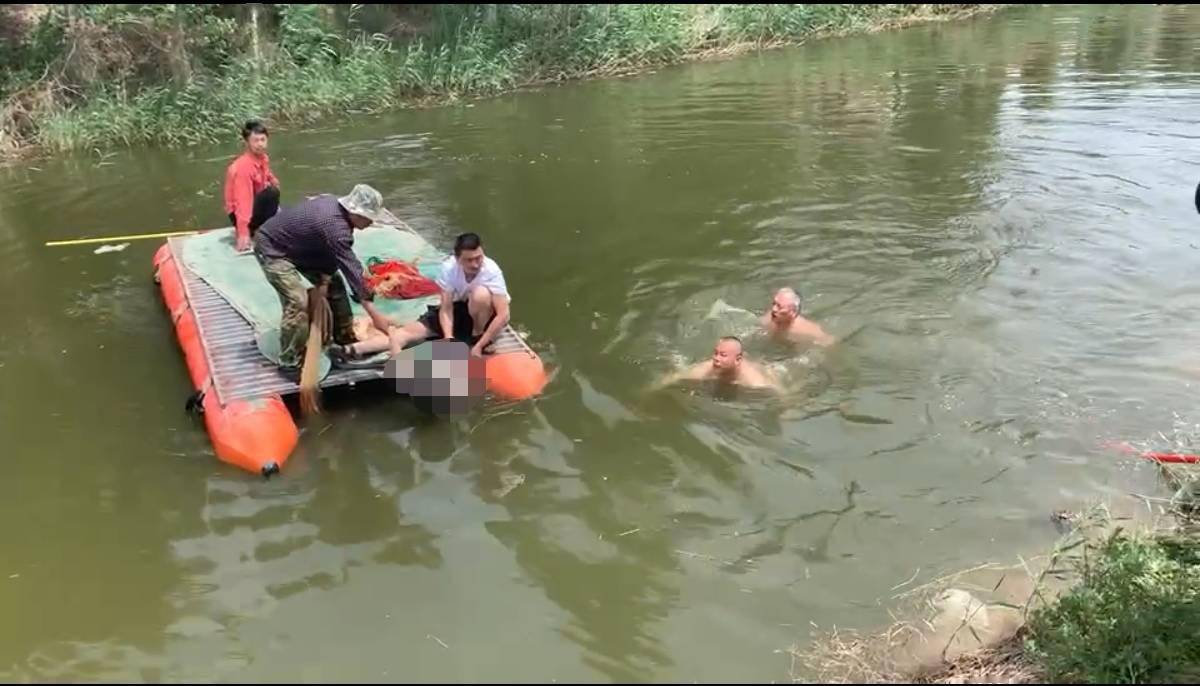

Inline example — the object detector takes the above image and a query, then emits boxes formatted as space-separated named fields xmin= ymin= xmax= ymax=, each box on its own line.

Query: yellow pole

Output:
xmin=44 ymin=228 xmax=205 ymax=247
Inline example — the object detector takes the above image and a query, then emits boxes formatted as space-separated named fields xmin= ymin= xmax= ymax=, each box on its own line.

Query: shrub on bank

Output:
xmin=1024 ymin=530 xmax=1200 ymax=683
xmin=0 ymin=4 xmax=1000 ymax=156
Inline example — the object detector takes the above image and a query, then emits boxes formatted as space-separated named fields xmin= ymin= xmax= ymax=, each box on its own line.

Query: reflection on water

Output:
xmin=3 ymin=3 xmax=1200 ymax=681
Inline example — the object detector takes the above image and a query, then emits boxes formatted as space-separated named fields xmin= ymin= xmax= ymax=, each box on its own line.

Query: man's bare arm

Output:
xmin=652 ymin=361 xmax=711 ymax=389
xmin=740 ymin=362 xmax=785 ymax=393
xmin=438 ymin=291 xmax=454 ymax=340
xmin=812 ymin=326 xmax=836 ymax=347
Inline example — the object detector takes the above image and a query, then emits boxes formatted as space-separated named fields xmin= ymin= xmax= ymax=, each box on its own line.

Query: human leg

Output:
xmin=257 ymin=255 xmax=309 ymax=369
xmin=466 ymin=286 xmax=494 ymax=338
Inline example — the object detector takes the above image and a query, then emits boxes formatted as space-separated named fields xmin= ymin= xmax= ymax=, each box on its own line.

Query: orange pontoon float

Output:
xmin=153 ymin=228 xmax=547 ymax=477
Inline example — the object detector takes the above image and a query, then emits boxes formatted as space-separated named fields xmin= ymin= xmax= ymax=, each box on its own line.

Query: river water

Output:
xmin=2 ymin=4 xmax=1200 ymax=681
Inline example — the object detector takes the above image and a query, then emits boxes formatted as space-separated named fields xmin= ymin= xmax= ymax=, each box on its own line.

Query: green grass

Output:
xmin=1023 ymin=530 xmax=1200 ymax=684
xmin=36 ymin=37 xmax=401 ymax=152
xmin=6 ymin=4 xmax=999 ymax=155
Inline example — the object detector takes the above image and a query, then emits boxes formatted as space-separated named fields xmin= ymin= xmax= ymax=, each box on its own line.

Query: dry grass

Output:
xmin=916 ymin=630 xmax=1042 ymax=684
xmin=1159 ymin=462 xmax=1200 ymax=518
xmin=793 ymin=588 xmax=1042 ymax=684
xmin=794 ymin=626 xmax=1042 ymax=684
xmin=792 ymin=620 xmax=921 ymax=683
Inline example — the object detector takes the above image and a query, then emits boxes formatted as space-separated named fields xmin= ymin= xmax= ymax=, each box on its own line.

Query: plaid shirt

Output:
xmin=253 ymin=194 xmax=373 ymax=302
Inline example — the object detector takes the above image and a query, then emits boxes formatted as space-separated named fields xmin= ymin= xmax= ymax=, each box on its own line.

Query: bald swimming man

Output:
xmin=762 ymin=287 xmax=835 ymax=346
xmin=655 ymin=336 xmax=782 ymax=391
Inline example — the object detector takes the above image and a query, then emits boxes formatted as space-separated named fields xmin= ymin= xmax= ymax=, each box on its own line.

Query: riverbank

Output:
xmin=794 ymin=463 xmax=1200 ymax=684
xmin=0 ymin=4 xmax=1008 ymax=160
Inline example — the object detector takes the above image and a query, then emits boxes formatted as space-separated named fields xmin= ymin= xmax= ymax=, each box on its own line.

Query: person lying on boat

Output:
xmin=653 ymin=336 xmax=783 ymax=392
xmin=252 ymin=184 xmax=394 ymax=375
xmin=761 ymin=287 xmax=835 ymax=347
xmin=225 ymin=120 xmax=280 ymax=253
xmin=331 ymin=232 xmax=510 ymax=361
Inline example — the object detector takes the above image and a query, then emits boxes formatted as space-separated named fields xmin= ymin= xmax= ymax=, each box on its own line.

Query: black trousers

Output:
xmin=417 ymin=302 xmax=495 ymax=346
xmin=229 ymin=185 xmax=280 ymax=236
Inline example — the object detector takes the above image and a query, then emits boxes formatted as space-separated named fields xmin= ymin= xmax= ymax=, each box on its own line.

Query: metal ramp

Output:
xmin=168 ymin=236 xmax=533 ymax=406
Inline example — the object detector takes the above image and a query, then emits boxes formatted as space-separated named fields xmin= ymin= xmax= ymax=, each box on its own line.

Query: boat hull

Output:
xmin=154 ymin=243 xmax=298 ymax=476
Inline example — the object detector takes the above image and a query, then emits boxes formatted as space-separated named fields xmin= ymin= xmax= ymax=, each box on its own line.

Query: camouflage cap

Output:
xmin=338 ymin=184 xmax=397 ymax=225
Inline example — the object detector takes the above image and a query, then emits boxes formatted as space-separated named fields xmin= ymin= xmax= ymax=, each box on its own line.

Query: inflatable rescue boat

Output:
xmin=153 ymin=227 xmax=547 ymax=477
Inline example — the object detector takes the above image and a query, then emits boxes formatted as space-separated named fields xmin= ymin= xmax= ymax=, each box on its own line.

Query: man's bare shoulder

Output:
xmin=737 ymin=360 xmax=779 ymax=389
xmin=789 ymin=317 xmax=835 ymax=345
xmin=684 ymin=360 xmax=715 ymax=380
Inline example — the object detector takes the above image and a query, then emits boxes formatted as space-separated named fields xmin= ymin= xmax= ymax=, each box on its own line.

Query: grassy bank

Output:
xmin=796 ymin=466 xmax=1200 ymax=684
xmin=0 ymin=4 xmax=1003 ymax=157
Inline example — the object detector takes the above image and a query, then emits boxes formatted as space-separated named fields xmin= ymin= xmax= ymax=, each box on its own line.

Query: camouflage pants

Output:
xmin=256 ymin=255 xmax=356 ymax=368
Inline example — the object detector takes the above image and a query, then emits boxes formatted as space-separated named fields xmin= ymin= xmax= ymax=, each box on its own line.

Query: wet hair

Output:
xmin=242 ymin=120 xmax=269 ymax=140
xmin=454 ymin=232 xmax=483 ymax=256
xmin=718 ymin=336 xmax=743 ymax=353
xmin=777 ymin=287 xmax=802 ymax=314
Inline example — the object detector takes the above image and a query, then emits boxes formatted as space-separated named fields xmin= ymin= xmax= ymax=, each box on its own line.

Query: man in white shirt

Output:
xmin=331 ymin=232 xmax=511 ymax=361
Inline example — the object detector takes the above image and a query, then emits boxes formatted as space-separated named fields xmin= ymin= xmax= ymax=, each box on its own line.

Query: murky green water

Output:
xmin=3 ymin=4 xmax=1200 ymax=681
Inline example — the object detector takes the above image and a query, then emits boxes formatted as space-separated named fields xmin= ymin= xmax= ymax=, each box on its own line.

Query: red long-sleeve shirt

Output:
xmin=223 ymin=152 xmax=279 ymax=242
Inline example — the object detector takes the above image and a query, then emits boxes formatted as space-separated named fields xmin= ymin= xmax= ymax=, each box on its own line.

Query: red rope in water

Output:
xmin=1106 ymin=441 xmax=1200 ymax=464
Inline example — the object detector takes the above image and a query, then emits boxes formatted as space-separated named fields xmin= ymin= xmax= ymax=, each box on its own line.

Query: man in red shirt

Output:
xmin=224 ymin=120 xmax=280 ymax=252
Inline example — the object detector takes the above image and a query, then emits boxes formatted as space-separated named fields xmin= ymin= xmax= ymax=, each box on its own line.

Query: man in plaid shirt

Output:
xmin=253 ymin=184 xmax=395 ymax=374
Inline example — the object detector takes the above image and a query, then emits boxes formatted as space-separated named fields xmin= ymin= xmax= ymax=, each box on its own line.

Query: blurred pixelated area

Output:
xmin=385 ymin=339 xmax=487 ymax=414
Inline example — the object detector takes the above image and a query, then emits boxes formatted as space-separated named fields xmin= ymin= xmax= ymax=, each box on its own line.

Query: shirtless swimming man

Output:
xmin=655 ymin=336 xmax=782 ymax=392
xmin=761 ymin=287 xmax=835 ymax=347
